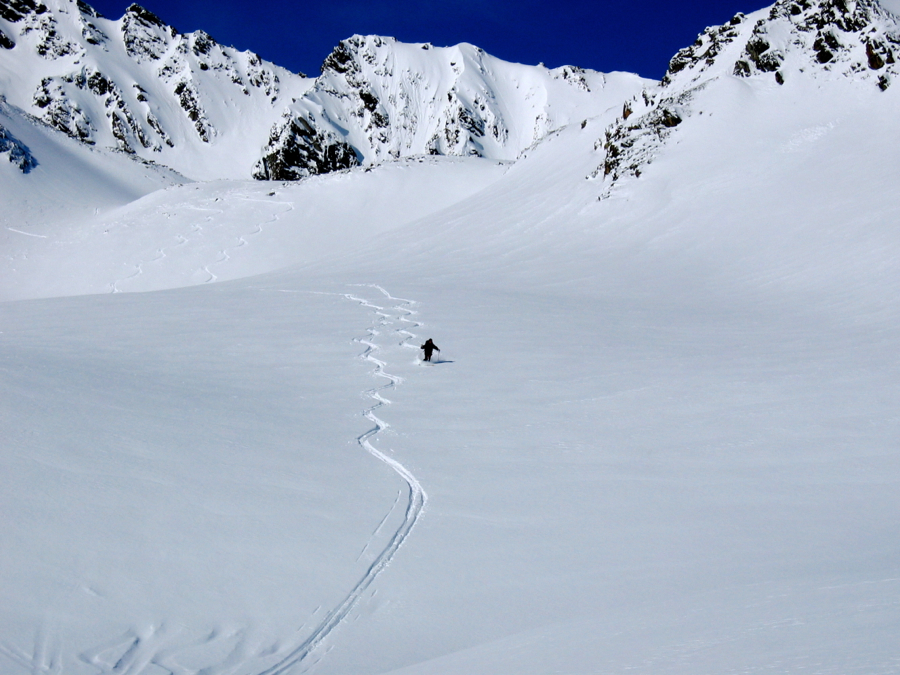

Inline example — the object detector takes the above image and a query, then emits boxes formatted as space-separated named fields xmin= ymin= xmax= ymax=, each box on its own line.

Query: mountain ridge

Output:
xmin=0 ymin=0 xmax=647 ymax=182
xmin=593 ymin=0 xmax=900 ymax=196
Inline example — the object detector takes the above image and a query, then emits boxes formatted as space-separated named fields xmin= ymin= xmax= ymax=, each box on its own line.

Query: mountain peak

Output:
xmin=661 ymin=0 xmax=900 ymax=89
xmin=320 ymin=35 xmax=397 ymax=75
xmin=123 ymin=3 xmax=165 ymax=28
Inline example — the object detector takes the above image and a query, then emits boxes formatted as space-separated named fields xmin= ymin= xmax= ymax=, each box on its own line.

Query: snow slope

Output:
xmin=0 ymin=155 xmax=509 ymax=301
xmin=2 ymin=0 xmax=900 ymax=673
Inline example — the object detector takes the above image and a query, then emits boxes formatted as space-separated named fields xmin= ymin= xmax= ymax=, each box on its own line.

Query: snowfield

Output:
xmin=2 ymin=1 xmax=900 ymax=674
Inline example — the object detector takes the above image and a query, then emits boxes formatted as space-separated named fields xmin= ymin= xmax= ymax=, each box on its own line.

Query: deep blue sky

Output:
xmin=87 ymin=0 xmax=765 ymax=80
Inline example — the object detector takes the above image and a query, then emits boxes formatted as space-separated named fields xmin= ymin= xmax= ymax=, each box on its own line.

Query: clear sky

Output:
xmin=86 ymin=0 xmax=767 ymax=80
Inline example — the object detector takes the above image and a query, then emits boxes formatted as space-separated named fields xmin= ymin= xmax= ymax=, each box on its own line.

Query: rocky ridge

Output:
xmin=0 ymin=0 xmax=299 ymax=177
xmin=253 ymin=35 xmax=641 ymax=180
xmin=594 ymin=0 xmax=900 ymax=196
xmin=0 ymin=0 xmax=647 ymax=180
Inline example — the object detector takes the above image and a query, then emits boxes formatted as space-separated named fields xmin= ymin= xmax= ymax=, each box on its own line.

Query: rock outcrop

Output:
xmin=0 ymin=121 xmax=38 ymax=172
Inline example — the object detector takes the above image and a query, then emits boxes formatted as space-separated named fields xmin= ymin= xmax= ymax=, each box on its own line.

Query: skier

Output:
xmin=420 ymin=338 xmax=440 ymax=362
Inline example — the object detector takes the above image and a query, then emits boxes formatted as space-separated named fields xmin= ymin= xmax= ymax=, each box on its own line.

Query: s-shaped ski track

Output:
xmin=257 ymin=287 xmax=427 ymax=675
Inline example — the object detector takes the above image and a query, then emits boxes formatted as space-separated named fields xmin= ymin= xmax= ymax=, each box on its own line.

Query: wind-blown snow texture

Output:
xmin=2 ymin=0 xmax=900 ymax=673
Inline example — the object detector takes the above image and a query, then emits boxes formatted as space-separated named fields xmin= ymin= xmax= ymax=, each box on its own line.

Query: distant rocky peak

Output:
xmin=663 ymin=12 xmax=748 ymax=85
xmin=75 ymin=0 xmax=98 ymax=18
xmin=123 ymin=3 xmax=166 ymax=29
xmin=320 ymin=35 xmax=396 ymax=76
xmin=122 ymin=2 xmax=175 ymax=62
xmin=734 ymin=0 xmax=900 ymax=90
xmin=663 ymin=0 xmax=900 ymax=90
xmin=731 ymin=0 xmax=900 ymax=89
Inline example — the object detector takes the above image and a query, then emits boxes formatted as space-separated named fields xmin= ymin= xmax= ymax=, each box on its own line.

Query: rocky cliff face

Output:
xmin=595 ymin=0 xmax=900 ymax=196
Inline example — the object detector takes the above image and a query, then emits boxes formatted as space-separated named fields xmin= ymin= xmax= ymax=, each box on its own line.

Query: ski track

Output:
xmin=2 ymin=286 xmax=426 ymax=675
xmin=200 ymin=195 xmax=292 ymax=284
xmin=109 ymin=193 xmax=293 ymax=292
xmin=255 ymin=286 xmax=428 ymax=675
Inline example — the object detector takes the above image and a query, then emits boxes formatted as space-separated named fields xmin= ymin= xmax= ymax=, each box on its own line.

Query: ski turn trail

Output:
xmin=258 ymin=286 xmax=428 ymax=675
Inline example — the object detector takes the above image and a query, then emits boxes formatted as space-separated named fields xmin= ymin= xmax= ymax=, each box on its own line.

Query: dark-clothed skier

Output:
xmin=420 ymin=338 xmax=440 ymax=362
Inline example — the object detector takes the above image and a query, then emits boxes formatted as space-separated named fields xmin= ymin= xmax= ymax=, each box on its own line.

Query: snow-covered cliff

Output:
xmin=0 ymin=0 xmax=648 ymax=181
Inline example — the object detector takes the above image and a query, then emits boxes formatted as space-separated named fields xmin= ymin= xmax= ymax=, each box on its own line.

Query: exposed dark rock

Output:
xmin=746 ymin=36 xmax=771 ymax=61
xmin=76 ymin=0 xmax=99 ymax=18
xmin=122 ymin=3 xmax=174 ymax=62
xmin=593 ymin=87 xmax=696 ymax=191
xmin=81 ymin=20 xmax=107 ymax=46
xmin=253 ymin=115 xmax=359 ymax=181
xmin=813 ymin=36 xmax=835 ymax=62
xmin=20 ymin=9 xmax=82 ymax=60
xmin=247 ymin=52 xmax=280 ymax=100
xmin=0 ymin=28 xmax=14 ymax=49
xmin=734 ymin=59 xmax=752 ymax=77
xmin=191 ymin=30 xmax=214 ymax=56
xmin=459 ymin=108 xmax=485 ymax=137
xmin=173 ymin=80 xmax=213 ymax=141
xmin=359 ymin=89 xmax=379 ymax=113
xmin=86 ymin=70 xmax=111 ymax=96
xmin=124 ymin=3 xmax=164 ymax=28
xmin=0 ymin=123 xmax=38 ymax=173
xmin=741 ymin=33 xmax=785 ymax=73
xmin=321 ymin=39 xmax=358 ymax=75
xmin=658 ymin=108 xmax=682 ymax=128
xmin=867 ymin=40 xmax=886 ymax=69
xmin=0 ymin=0 xmax=48 ymax=23
xmin=554 ymin=65 xmax=591 ymax=92
xmin=663 ymin=14 xmax=744 ymax=83
xmin=34 ymin=67 xmax=165 ymax=150
xmin=145 ymin=111 xmax=173 ymax=146
xmin=33 ymin=79 xmax=94 ymax=142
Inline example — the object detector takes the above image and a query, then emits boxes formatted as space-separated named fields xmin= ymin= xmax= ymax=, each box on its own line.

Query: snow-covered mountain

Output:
xmin=595 ymin=0 xmax=900 ymax=193
xmin=0 ymin=0 xmax=647 ymax=182
xmin=253 ymin=35 xmax=645 ymax=180
xmin=3 ymin=1 xmax=900 ymax=674
xmin=0 ymin=0 xmax=300 ymax=180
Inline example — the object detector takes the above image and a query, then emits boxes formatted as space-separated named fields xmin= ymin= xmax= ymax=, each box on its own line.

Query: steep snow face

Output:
xmin=0 ymin=0 xmax=308 ymax=179
xmin=254 ymin=35 xmax=648 ymax=180
xmin=594 ymin=0 xmax=900 ymax=194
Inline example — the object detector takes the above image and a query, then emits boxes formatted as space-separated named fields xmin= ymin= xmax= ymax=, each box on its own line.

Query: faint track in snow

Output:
xmin=256 ymin=286 xmax=427 ymax=675
xmin=109 ymin=193 xmax=292 ymax=292
xmin=201 ymin=196 xmax=293 ymax=283
xmin=0 ymin=624 xmax=61 ymax=675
